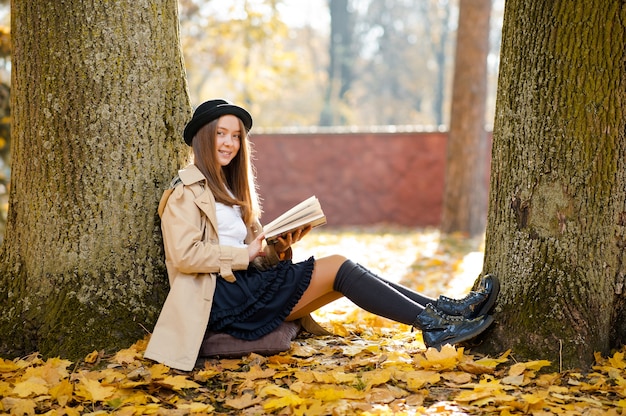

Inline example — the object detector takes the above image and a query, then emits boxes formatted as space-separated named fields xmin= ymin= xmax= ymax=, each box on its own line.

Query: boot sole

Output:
xmin=475 ymin=275 xmax=500 ymax=317
xmin=428 ymin=315 xmax=495 ymax=350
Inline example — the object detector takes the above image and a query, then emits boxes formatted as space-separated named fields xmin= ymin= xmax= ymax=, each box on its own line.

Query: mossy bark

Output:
xmin=0 ymin=0 xmax=190 ymax=359
xmin=479 ymin=0 xmax=626 ymax=370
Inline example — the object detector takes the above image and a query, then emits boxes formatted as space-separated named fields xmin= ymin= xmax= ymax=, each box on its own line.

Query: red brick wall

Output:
xmin=251 ymin=130 xmax=490 ymax=228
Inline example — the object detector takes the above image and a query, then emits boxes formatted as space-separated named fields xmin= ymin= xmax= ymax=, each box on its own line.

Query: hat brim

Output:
xmin=183 ymin=104 xmax=253 ymax=145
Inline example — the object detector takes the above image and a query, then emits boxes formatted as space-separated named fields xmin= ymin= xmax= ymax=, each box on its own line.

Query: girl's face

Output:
xmin=215 ymin=115 xmax=241 ymax=167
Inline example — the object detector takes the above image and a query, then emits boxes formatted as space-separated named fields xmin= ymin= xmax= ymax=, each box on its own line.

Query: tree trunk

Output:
xmin=441 ymin=0 xmax=491 ymax=236
xmin=0 ymin=0 xmax=190 ymax=359
xmin=480 ymin=0 xmax=625 ymax=370
xmin=320 ymin=0 xmax=353 ymax=126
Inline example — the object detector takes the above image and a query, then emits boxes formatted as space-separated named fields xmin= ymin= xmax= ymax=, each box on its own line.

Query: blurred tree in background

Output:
xmin=178 ymin=0 xmax=502 ymax=128
xmin=178 ymin=0 xmax=326 ymax=126
xmin=0 ymin=0 xmax=503 ymax=240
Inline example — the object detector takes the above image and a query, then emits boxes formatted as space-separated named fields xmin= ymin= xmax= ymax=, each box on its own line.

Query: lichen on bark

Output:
xmin=0 ymin=0 xmax=190 ymax=359
xmin=479 ymin=0 xmax=625 ymax=370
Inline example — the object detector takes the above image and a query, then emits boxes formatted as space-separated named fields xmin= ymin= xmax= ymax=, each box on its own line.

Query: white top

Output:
xmin=215 ymin=201 xmax=247 ymax=248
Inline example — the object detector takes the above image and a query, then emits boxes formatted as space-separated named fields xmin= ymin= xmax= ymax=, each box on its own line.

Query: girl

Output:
xmin=144 ymin=99 xmax=498 ymax=371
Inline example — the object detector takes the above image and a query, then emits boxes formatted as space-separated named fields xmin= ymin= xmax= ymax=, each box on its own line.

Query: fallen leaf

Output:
xmin=84 ymin=351 xmax=99 ymax=364
xmin=225 ymin=392 xmax=263 ymax=409
xmin=157 ymin=375 xmax=201 ymax=391
xmin=418 ymin=344 xmax=462 ymax=370
xmin=74 ymin=377 xmax=116 ymax=402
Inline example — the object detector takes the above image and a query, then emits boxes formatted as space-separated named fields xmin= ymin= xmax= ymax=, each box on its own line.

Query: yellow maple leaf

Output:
xmin=268 ymin=355 xmax=297 ymax=365
xmin=1 ymin=397 xmax=37 ymax=416
xmin=521 ymin=391 xmax=547 ymax=405
xmin=49 ymin=379 xmax=73 ymax=406
xmin=293 ymin=399 xmax=328 ymax=416
xmin=61 ymin=405 xmax=84 ymax=416
xmin=313 ymin=386 xmax=347 ymax=401
xmin=112 ymin=407 xmax=136 ymax=416
xmin=361 ymin=368 xmax=392 ymax=390
xmin=290 ymin=343 xmax=318 ymax=357
xmin=331 ymin=371 xmax=358 ymax=384
xmin=0 ymin=380 xmax=12 ymax=397
xmin=100 ymin=368 xmax=128 ymax=384
xmin=379 ymin=349 xmax=413 ymax=367
xmin=293 ymin=369 xmax=316 ymax=383
xmin=608 ymin=351 xmax=626 ymax=370
xmin=524 ymin=360 xmax=551 ymax=372
xmin=442 ymin=371 xmax=473 ymax=385
xmin=260 ymin=383 xmax=293 ymax=397
xmin=340 ymin=344 xmax=377 ymax=357
xmin=471 ymin=391 xmax=518 ymax=407
xmin=261 ymin=384 xmax=306 ymax=411
xmin=365 ymin=387 xmax=399 ymax=404
xmin=312 ymin=371 xmax=336 ymax=384
xmin=509 ymin=359 xmax=551 ymax=378
xmin=194 ymin=368 xmax=220 ymax=382
xmin=470 ymin=349 xmax=510 ymax=370
xmin=455 ymin=388 xmax=494 ymax=403
xmin=157 ymin=375 xmax=201 ymax=391
xmin=113 ymin=346 xmax=140 ymax=365
xmin=147 ymin=363 xmax=170 ymax=380
xmin=0 ymin=358 xmax=21 ymax=373
xmin=239 ymin=364 xmax=275 ymax=381
xmin=418 ymin=344 xmax=462 ymax=370
xmin=132 ymin=337 xmax=149 ymax=353
xmin=458 ymin=360 xmax=499 ymax=375
xmin=12 ymin=377 xmax=49 ymax=398
xmin=263 ymin=395 xmax=305 ymax=412
xmin=402 ymin=370 xmax=441 ymax=390
xmin=501 ymin=374 xmax=525 ymax=386
xmin=509 ymin=362 xmax=527 ymax=377
xmin=74 ymin=377 xmax=116 ymax=402
xmin=329 ymin=321 xmax=351 ymax=336
xmin=127 ymin=403 xmax=161 ymax=414
xmin=225 ymin=392 xmax=263 ymax=410
xmin=176 ymin=402 xmax=215 ymax=413
xmin=84 ymin=350 xmax=99 ymax=364
xmin=42 ymin=357 xmax=72 ymax=380
xmin=536 ymin=372 xmax=560 ymax=387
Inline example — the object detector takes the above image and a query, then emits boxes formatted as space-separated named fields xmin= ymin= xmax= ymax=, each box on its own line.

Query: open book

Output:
xmin=263 ymin=196 xmax=327 ymax=243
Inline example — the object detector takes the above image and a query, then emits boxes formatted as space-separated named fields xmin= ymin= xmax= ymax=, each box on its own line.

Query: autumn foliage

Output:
xmin=1 ymin=229 xmax=625 ymax=415
xmin=1 ymin=328 xmax=626 ymax=415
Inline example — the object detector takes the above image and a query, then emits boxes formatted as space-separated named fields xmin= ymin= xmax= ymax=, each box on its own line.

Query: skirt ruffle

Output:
xmin=208 ymin=256 xmax=315 ymax=340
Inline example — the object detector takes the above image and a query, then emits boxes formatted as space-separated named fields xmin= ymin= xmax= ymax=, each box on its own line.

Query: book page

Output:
xmin=263 ymin=196 xmax=326 ymax=242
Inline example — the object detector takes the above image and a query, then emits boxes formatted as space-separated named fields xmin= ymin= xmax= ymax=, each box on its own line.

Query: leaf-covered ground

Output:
xmin=2 ymin=227 xmax=626 ymax=415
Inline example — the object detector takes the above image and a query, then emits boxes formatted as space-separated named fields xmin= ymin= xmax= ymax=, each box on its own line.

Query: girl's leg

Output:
xmin=357 ymin=263 xmax=499 ymax=319
xmin=288 ymin=256 xmax=425 ymax=325
xmin=288 ymin=257 xmax=495 ymax=349
xmin=286 ymin=254 xmax=346 ymax=320
xmin=355 ymin=263 xmax=436 ymax=307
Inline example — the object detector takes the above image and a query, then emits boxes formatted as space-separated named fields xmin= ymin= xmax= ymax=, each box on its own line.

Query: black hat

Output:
xmin=183 ymin=99 xmax=253 ymax=145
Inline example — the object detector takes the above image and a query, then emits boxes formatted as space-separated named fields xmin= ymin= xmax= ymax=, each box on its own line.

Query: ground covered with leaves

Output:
xmin=2 ymin=227 xmax=626 ymax=415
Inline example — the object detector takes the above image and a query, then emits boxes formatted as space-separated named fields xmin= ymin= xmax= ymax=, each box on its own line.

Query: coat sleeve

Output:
xmin=161 ymin=184 xmax=249 ymax=280
xmin=247 ymin=219 xmax=293 ymax=271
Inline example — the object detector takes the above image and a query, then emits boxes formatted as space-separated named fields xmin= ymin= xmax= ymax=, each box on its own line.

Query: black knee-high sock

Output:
xmin=353 ymin=262 xmax=436 ymax=307
xmin=333 ymin=259 xmax=424 ymax=326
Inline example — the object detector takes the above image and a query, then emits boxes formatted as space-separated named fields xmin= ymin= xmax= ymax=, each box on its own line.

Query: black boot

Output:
xmin=414 ymin=304 xmax=494 ymax=349
xmin=435 ymin=274 xmax=500 ymax=319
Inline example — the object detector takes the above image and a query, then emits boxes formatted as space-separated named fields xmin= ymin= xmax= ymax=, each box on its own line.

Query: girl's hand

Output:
xmin=248 ymin=233 xmax=266 ymax=262
xmin=274 ymin=225 xmax=312 ymax=253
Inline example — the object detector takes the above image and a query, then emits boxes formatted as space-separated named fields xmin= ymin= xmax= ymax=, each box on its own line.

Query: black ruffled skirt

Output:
xmin=208 ymin=257 xmax=315 ymax=340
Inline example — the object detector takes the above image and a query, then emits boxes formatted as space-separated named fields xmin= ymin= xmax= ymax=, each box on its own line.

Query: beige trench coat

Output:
xmin=144 ymin=165 xmax=326 ymax=371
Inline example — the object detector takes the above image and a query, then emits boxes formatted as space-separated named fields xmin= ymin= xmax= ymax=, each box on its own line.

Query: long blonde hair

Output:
xmin=191 ymin=118 xmax=261 ymax=225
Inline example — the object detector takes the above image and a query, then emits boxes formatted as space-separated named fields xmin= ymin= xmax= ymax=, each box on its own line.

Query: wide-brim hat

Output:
xmin=183 ymin=99 xmax=253 ymax=145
